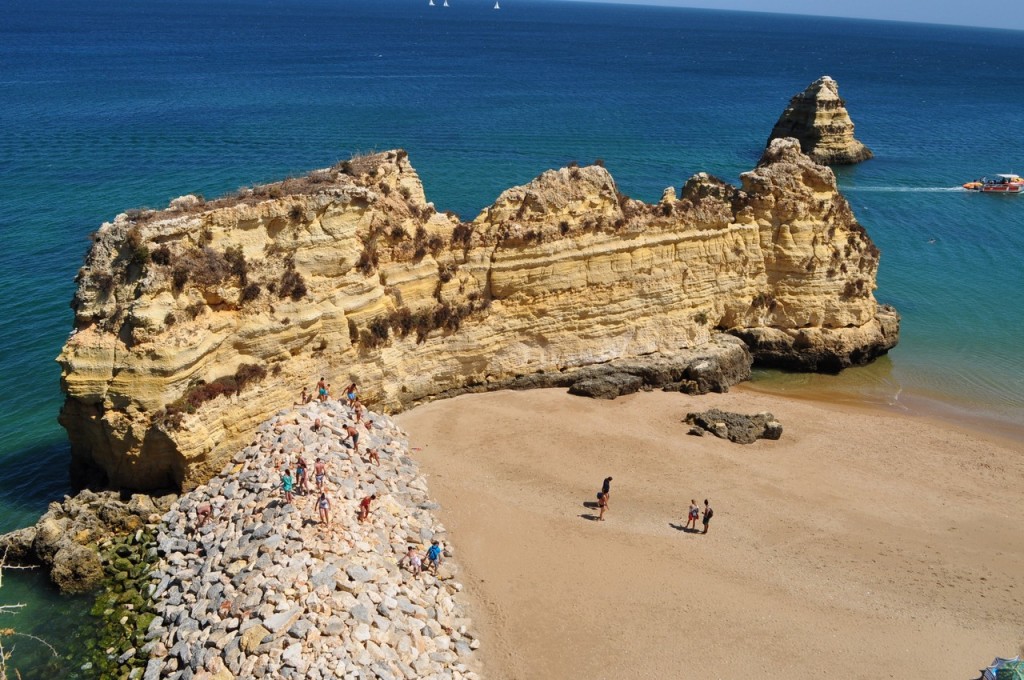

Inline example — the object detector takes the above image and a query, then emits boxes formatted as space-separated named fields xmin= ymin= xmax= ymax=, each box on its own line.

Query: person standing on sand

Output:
xmin=358 ymin=493 xmax=376 ymax=522
xmin=597 ymin=491 xmax=608 ymax=521
xmin=686 ymin=499 xmax=699 ymax=530
xmin=601 ymin=477 xmax=612 ymax=505
xmin=317 ymin=492 xmax=331 ymax=526
xmin=702 ymin=499 xmax=714 ymax=534
xmin=281 ymin=469 xmax=294 ymax=504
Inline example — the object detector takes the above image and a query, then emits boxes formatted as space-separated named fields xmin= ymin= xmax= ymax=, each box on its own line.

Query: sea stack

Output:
xmin=58 ymin=144 xmax=898 ymax=492
xmin=767 ymin=75 xmax=873 ymax=165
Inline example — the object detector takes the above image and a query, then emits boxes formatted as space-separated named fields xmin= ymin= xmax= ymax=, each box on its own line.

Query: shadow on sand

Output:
xmin=580 ymin=513 xmax=602 ymax=521
xmin=669 ymin=523 xmax=702 ymax=534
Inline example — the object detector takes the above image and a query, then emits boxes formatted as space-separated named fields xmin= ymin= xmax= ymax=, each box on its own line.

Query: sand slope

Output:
xmin=397 ymin=387 xmax=1023 ymax=680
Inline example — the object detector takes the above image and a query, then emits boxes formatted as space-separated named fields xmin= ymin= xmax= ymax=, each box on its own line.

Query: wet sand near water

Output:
xmin=397 ymin=387 xmax=1024 ymax=680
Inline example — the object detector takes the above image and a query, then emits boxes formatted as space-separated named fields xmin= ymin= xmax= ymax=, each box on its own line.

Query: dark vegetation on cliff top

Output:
xmin=153 ymin=363 xmax=268 ymax=430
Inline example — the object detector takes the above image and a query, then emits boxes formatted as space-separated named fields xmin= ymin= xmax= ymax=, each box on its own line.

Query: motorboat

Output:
xmin=963 ymin=174 xmax=1024 ymax=193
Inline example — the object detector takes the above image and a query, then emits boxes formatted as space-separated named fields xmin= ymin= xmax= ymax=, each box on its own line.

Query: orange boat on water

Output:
xmin=963 ymin=174 xmax=1024 ymax=193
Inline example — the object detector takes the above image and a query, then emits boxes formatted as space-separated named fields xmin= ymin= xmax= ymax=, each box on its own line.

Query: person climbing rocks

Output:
xmin=401 ymin=546 xmax=422 ymax=575
xmin=295 ymin=455 xmax=309 ymax=495
xmin=367 ymin=448 xmax=380 ymax=466
xmin=358 ymin=493 xmax=376 ymax=522
xmin=316 ymin=377 xmax=328 ymax=402
xmin=317 ymin=492 xmax=331 ymax=526
xmin=343 ymin=424 xmax=360 ymax=452
xmin=426 ymin=540 xmax=443 ymax=573
xmin=195 ymin=501 xmax=213 ymax=531
xmin=345 ymin=383 xmax=358 ymax=406
xmin=281 ymin=469 xmax=294 ymax=504
xmin=314 ymin=458 xmax=327 ymax=491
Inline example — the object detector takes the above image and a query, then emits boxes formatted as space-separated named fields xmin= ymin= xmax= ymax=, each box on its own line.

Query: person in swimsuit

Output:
xmin=317 ymin=492 xmax=331 ymax=526
xmin=597 ymin=492 xmax=608 ymax=521
xmin=314 ymin=458 xmax=326 ymax=491
xmin=702 ymin=499 xmax=714 ymax=534
xmin=295 ymin=456 xmax=309 ymax=495
xmin=601 ymin=477 xmax=613 ymax=505
xmin=401 ymin=546 xmax=422 ymax=575
xmin=686 ymin=499 xmax=699 ymax=530
xmin=344 ymin=424 xmax=360 ymax=452
xmin=353 ymin=401 xmax=364 ymax=423
xmin=316 ymin=377 xmax=327 ymax=402
xmin=195 ymin=501 xmax=213 ymax=531
xmin=367 ymin=448 xmax=380 ymax=466
xmin=344 ymin=383 xmax=358 ymax=406
xmin=281 ymin=469 xmax=294 ymax=503
xmin=311 ymin=418 xmax=322 ymax=433
xmin=358 ymin=493 xmax=376 ymax=522
xmin=295 ymin=387 xmax=310 ymax=405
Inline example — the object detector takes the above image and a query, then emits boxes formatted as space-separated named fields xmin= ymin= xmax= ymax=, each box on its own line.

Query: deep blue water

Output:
xmin=1 ymin=0 xmax=1022 ymax=671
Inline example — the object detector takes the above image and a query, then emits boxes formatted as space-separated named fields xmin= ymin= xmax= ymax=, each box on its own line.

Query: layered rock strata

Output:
xmin=142 ymin=401 xmax=479 ymax=680
xmin=59 ymin=139 xmax=897 ymax=491
xmin=767 ymin=75 xmax=874 ymax=165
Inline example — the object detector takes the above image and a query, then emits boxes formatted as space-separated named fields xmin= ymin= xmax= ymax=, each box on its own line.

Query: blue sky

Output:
xmin=561 ymin=0 xmax=1024 ymax=31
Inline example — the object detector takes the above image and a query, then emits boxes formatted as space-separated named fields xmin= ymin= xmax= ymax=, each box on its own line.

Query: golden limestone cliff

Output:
xmin=767 ymin=76 xmax=874 ymax=165
xmin=58 ymin=139 xmax=898 ymax=491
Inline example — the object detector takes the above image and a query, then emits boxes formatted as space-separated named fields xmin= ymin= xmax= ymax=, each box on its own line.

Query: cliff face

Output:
xmin=767 ymin=76 xmax=874 ymax=165
xmin=59 ymin=140 xmax=897 ymax=491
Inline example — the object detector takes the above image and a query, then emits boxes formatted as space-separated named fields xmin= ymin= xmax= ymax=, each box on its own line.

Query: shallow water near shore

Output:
xmin=1 ymin=0 xmax=1023 ymax=668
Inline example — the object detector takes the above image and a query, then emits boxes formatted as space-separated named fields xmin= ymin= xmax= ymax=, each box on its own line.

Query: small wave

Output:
xmin=843 ymin=187 xmax=966 ymax=193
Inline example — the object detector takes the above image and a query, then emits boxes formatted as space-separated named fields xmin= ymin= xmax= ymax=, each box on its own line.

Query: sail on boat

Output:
xmin=429 ymin=0 xmax=434 ymax=5
xmin=494 ymin=1 xmax=500 ymax=7
xmin=442 ymin=0 xmax=448 ymax=6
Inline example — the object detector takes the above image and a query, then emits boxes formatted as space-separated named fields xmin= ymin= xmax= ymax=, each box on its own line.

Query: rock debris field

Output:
xmin=143 ymin=400 xmax=480 ymax=680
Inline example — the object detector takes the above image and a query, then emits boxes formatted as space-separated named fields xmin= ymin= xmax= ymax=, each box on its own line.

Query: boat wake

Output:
xmin=843 ymin=186 xmax=966 ymax=193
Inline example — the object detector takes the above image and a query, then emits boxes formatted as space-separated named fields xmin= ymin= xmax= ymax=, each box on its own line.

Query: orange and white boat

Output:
xmin=963 ymin=174 xmax=1024 ymax=193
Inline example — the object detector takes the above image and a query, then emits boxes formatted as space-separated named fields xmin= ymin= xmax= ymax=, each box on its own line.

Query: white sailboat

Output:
xmin=442 ymin=0 xmax=448 ymax=6
xmin=494 ymin=1 xmax=500 ymax=7
xmin=429 ymin=0 xmax=434 ymax=5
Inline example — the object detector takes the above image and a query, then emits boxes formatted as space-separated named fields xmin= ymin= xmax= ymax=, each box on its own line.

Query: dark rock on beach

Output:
xmin=566 ymin=335 xmax=752 ymax=400
xmin=685 ymin=409 xmax=783 ymax=444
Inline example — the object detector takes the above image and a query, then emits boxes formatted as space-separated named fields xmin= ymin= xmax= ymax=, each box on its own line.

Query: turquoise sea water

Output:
xmin=1 ymin=0 xmax=1022 ymax=673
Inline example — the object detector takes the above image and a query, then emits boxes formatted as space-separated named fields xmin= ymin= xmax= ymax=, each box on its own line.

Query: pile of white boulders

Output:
xmin=141 ymin=399 xmax=481 ymax=680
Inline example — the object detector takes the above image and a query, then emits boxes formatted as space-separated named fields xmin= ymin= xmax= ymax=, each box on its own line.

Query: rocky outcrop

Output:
xmin=767 ymin=76 xmax=873 ymax=165
xmin=58 ymin=141 xmax=897 ymax=492
xmin=685 ymin=409 xmax=783 ymax=444
xmin=0 ymin=489 xmax=175 ymax=593
xmin=142 ymin=401 xmax=479 ymax=679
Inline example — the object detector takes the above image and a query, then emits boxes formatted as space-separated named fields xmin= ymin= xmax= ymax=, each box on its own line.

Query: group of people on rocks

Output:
xmin=399 ymin=540 xmax=444 ymax=576
xmin=594 ymin=476 xmax=714 ymax=534
xmin=283 ymin=378 xmax=446 ymax=577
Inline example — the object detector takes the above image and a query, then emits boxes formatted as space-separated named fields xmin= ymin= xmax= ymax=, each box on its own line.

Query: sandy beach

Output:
xmin=397 ymin=387 xmax=1024 ymax=680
